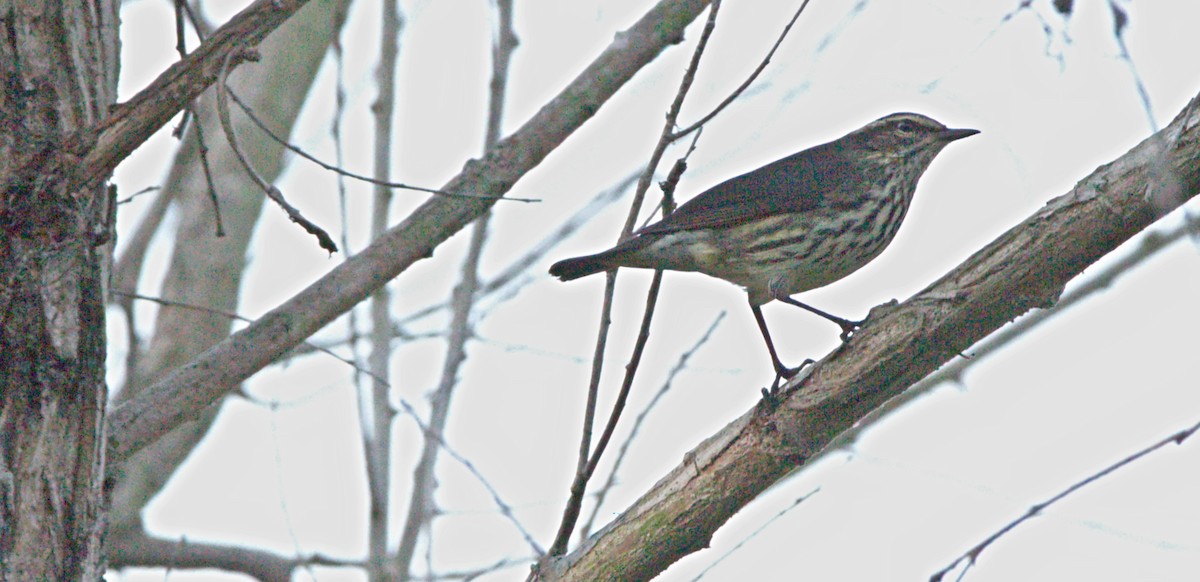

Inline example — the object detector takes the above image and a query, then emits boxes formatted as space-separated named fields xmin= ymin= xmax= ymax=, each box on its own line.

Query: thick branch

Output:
xmin=1 ymin=0 xmax=312 ymax=195
xmin=107 ymin=0 xmax=712 ymax=465
xmin=537 ymin=93 xmax=1200 ymax=581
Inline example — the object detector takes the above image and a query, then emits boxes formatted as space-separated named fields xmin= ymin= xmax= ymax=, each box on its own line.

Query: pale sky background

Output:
xmin=110 ymin=1 xmax=1200 ymax=580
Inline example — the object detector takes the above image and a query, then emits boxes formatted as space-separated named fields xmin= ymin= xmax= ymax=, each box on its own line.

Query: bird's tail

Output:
xmin=548 ymin=251 xmax=619 ymax=281
xmin=551 ymin=236 xmax=654 ymax=281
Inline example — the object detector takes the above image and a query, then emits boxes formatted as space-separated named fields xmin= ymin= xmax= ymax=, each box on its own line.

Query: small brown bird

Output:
xmin=550 ymin=112 xmax=978 ymax=383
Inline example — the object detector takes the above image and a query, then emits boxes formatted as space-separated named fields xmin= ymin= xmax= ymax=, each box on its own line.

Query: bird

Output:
xmin=549 ymin=112 xmax=978 ymax=385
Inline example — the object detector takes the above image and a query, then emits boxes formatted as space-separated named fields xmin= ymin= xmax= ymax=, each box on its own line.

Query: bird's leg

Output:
xmin=751 ymin=304 xmax=812 ymax=393
xmin=776 ymin=295 xmax=864 ymax=342
xmin=751 ymin=304 xmax=794 ymax=379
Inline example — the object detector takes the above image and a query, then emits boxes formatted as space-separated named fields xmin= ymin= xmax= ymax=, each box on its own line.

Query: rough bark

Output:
xmin=0 ymin=1 xmax=119 ymax=579
xmin=1 ymin=0 xmax=315 ymax=202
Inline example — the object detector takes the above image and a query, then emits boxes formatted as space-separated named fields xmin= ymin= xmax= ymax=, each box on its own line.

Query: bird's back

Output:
xmin=639 ymin=140 xmax=863 ymax=236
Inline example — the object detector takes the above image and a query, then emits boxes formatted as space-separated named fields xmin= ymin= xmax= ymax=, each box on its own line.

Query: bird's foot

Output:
xmin=837 ymin=318 xmax=865 ymax=342
xmin=840 ymin=300 xmax=902 ymax=341
xmin=762 ymin=358 xmax=816 ymax=403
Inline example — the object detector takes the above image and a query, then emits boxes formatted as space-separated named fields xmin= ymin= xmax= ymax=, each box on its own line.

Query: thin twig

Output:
xmin=671 ymin=0 xmax=812 ymax=140
xmin=190 ymin=105 xmax=225 ymax=237
xmin=108 ymin=529 xmax=361 ymax=582
xmin=931 ymin=419 xmax=1200 ymax=582
xmin=689 ymin=489 xmax=818 ymax=581
xmin=113 ymin=291 xmax=252 ymax=322
xmin=224 ymin=89 xmax=538 ymax=203
xmin=263 ymin=404 xmax=317 ymax=580
xmin=170 ymin=0 xmax=195 ymax=140
xmin=1108 ymin=1 xmax=1157 ymax=132
xmin=171 ymin=0 xmax=224 ymax=236
xmin=214 ymin=48 xmax=338 ymax=253
xmin=176 ymin=0 xmax=214 ymax=40
xmin=547 ymin=0 xmax=725 ymax=559
xmin=578 ymin=128 xmax=704 ymax=534
xmin=397 ymin=0 xmax=529 ymax=574
xmin=110 ymin=184 xmax=176 ymax=391
xmin=115 ymin=185 xmax=161 ymax=205
xmin=580 ymin=311 xmax=726 ymax=540
xmin=583 ymin=269 xmax=664 ymax=484
xmin=430 ymin=557 xmax=531 ymax=581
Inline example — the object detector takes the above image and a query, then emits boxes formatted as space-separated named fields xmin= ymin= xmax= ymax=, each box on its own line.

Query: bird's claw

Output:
xmin=837 ymin=319 xmax=865 ymax=342
xmin=763 ymin=358 xmax=815 ymax=401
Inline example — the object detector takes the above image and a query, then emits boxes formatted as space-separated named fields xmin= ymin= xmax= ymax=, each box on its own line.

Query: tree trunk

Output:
xmin=0 ymin=2 xmax=119 ymax=579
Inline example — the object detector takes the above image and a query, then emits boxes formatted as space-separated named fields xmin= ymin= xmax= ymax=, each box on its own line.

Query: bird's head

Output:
xmin=848 ymin=112 xmax=979 ymax=164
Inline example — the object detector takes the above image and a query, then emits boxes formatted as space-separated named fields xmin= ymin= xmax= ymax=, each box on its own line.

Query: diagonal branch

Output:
xmin=1 ymin=0 xmax=316 ymax=194
xmin=106 ymin=0 xmax=713 ymax=466
xmin=535 ymin=91 xmax=1200 ymax=582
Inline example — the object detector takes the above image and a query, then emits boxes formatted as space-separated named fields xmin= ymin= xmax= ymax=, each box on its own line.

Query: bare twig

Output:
xmin=575 ymin=129 xmax=705 ymax=542
xmin=112 ymin=291 xmax=251 ymax=322
xmin=175 ymin=0 xmax=215 ymax=40
xmin=170 ymin=0 xmax=224 ymax=236
xmin=580 ymin=311 xmax=726 ymax=540
xmin=191 ymin=112 xmax=225 ymax=237
xmin=583 ymin=269 xmax=663 ymax=485
xmin=356 ymin=2 xmax=404 ymax=579
xmin=931 ymin=420 xmax=1200 ymax=582
xmin=396 ymin=1 xmax=528 ymax=575
xmin=1106 ymin=1 xmax=1157 ymax=131
xmin=431 ymin=557 xmax=530 ymax=581
xmin=107 ymin=529 xmax=360 ymax=582
xmin=548 ymin=0 xmax=723 ymax=559
xmin=214 ymin=49 xmax=337 ymax=253
xmin=225 ymin=89 xmax=538 ymax=202
xmin=671 ymin=0 xmax=813 ymax=140
xmin=263 ymin=405 xmax=317 ymax=581
xmin=999 ymin=0 xmax=1069 ymax=68
xmin=689 ymin=489 xmax=818 ymax=581
xmin=110 ymin=185 xmax=176 ymax=391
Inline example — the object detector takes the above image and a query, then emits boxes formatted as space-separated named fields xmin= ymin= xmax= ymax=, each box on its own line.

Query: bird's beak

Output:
xmin=940 ymin=127 xmax=980 ymax=142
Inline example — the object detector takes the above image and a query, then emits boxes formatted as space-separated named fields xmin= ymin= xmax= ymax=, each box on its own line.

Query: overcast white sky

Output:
xmin=111 ymin=1 xmax=1200 ymax=580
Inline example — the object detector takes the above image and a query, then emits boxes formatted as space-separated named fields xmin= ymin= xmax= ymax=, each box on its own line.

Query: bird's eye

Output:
xmin=895 ymin=120 xmax=917 ymax=134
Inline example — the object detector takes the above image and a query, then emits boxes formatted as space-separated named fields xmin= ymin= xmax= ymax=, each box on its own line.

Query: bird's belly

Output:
xmin=723 ymin=201 xmax=908 ymax=303
xmin=629 ymin=198 xmax=907 ymax=305
xmin=632 ymin=230 xmax=725 ymax=273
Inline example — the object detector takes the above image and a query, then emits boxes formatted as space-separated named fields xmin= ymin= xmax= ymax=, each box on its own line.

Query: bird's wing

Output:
xmin=637 ymin=141 xmax=857 ymax=235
